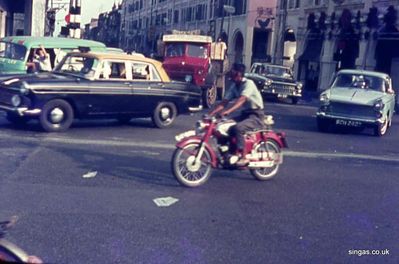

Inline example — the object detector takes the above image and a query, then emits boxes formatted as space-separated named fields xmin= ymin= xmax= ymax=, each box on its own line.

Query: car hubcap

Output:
xmin=208 ymin=86 xmax=216 ymax=104
xmin=160 ymin=107 xmax=171 ymax=121
xmin=50 ymin=108 xmax=64 ymax=123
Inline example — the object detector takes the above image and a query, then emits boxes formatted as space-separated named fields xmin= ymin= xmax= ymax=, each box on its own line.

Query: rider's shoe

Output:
xmin=236 ymin=158 xmax=249 ymax=167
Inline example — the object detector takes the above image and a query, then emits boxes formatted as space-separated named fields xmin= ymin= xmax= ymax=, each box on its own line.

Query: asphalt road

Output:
xmin=0 ymin=101 xmax=398 ymax=264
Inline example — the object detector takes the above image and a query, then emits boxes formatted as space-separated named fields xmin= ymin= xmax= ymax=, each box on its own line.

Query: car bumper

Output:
xmin=0 ymin=104 xmax=41 ymax=116
xmin=188 ymin=104 xmax=203 ymax=112
xmin=316 ymin=111 xmax=383 ymax=125
xmin=261 ymin=89 xmax=301 ymax=98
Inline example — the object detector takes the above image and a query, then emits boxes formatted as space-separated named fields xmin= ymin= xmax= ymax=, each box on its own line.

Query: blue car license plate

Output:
xmin=335 ymin=119 xmax=362 ymax=127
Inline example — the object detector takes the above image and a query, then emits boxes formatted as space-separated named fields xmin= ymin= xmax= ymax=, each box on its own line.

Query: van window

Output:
xmin=0 ymin=42 xmax=27 ymax=60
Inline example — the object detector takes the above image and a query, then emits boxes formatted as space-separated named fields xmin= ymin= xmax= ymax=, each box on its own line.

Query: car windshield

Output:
xmin=54 ymin=55 xmax=99 ymax=78
xmin=252 ymin=64 xmax=291 ymax=77
xmin=0 ymin=42 xmax=27 ymax=61
xmin=165 ymin=43 xmax=185 ymax=58
xmin=332 ymin=73 xmax=385 ymax=92
xmin=187 ymin=43 xmax=208 ymax=58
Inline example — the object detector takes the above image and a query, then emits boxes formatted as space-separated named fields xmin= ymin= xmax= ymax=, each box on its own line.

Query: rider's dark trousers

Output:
xmin=231 ymin=109 xmax=264 ymax=151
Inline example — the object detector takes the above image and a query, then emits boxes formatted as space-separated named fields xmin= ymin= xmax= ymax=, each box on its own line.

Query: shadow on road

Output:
xmin=51 ymin=144 xmax=180 ymax=187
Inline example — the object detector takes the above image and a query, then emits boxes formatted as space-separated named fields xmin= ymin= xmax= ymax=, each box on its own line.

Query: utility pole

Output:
xmin=273 ymin=0 xmax=287 ymax=64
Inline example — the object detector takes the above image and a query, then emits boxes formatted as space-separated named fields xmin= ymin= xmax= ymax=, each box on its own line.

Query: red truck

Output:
xmin=161 ymin=32 xmax=227 ymax=108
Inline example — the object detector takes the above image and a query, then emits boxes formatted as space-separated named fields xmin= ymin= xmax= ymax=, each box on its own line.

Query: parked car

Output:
xmin=0 ymin=52 xmax=202 ymax=132
xmin=0 ymin=36 xmax=107 ymax=75
xmin=245 ymin=63 xmax=302 ymax=104
xmin=316 ymin=69 xmax=395 ymax=136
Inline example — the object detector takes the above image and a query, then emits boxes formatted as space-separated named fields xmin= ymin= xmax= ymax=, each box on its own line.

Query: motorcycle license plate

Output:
xmin=175 ymin=130 xmax=196 ymax=141
xmin=335 ymin=119 xmax=362 ymax=127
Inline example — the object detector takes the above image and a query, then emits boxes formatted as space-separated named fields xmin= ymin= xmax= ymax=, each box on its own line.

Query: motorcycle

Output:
xmin=171 ymin=115 xmax=288 ymax=187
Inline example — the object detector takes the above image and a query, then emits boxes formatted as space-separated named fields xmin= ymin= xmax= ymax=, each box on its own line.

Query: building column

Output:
xmin=319 ymin=40 xmax=336 ymax=91
xmin=24 ymin=0 xmax=46 ymax=36
xmin=243 ymin=27 xmax=253 ymax=69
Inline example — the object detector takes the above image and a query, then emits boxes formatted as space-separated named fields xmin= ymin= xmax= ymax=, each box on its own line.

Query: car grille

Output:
xmin=269 ymin=83 xmax=296 ymax=94
xmin=328 ymin=102 xmax=375 ymax=118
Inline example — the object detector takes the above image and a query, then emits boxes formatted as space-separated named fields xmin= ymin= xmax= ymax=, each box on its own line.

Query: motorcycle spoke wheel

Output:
xmin=172 ymin=144 xmax=213 ymax=187
xmin=250 ymin=139 xmax=281 ymax=181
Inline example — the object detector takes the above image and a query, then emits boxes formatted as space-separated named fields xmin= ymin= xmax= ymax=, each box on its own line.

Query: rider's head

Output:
xmin=230 ymin=63 xmax=246 ymax=85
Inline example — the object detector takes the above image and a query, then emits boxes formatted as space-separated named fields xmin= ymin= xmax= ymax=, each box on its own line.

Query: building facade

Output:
xmin=0 ymin=0 xmax=47 ymax=38
xmin=120 ymin=0 xmax=278 ymax=68
xmin=274 ymin=0 xmax=399 ymax=93
xmin=83 ymin=4 xmax=122 ymax=48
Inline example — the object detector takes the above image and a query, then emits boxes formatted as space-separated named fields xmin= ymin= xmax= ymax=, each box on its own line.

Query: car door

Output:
xmin=88 ymin=59 xmax=133 ymax=115
xmin=129 ymin=61 xmax=165 ymax=114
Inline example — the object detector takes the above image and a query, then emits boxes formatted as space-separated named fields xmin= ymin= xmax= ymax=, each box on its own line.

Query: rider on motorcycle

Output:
xmin=209 ymin=63 xmax=265 ymax=166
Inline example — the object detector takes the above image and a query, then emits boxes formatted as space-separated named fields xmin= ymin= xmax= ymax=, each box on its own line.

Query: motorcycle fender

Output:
xmin=264 ymin=132 xmax=288 ymax=148
xmin=176 ymin=136 xmax=218 ymax=168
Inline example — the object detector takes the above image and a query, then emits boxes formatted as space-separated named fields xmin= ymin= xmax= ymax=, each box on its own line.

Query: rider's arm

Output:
xmin=209 ymin=99 xmax=229 ymax=116
xmin=222 ymin=96 xmax=247 ymax=116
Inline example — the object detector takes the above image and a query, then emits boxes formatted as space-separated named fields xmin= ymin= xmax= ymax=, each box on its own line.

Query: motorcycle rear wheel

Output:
xmin=172 ymin=143 xmax=213 ymax=187
xmin=250 ymin=139 xmax=281 ymax=181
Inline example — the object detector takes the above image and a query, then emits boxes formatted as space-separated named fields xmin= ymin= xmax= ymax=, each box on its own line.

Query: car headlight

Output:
xmin=320 ymin=93 xmax=330 ymax=104
xmin=11 ymin=95 xmax=21 ymax=107
xmin=373 ymin=99 xmax=384 ymax=111
xmin=185 ymin=75 xmax=193 ymax=83
xmin=265 ymin=79 xmax=272 ymax=86
xmin=297 ymin=82 xmax=303 ymax=90
xmin=20 ymin=81 xmax=29 ymax=95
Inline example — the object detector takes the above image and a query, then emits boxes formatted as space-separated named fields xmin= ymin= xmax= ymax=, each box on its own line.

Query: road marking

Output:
xmin=1 ymin=132 xmax=398 ymax=163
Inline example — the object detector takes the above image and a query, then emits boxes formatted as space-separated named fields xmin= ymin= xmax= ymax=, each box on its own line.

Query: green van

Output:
xmin=0 ymin=36 xmax=106 ymax=75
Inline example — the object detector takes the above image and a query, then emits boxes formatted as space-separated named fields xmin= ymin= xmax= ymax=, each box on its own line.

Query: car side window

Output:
xmin=132 ymin=62 xmax=151 ymax=81
xmin=100 ymin=61 xmax=127 ymax=80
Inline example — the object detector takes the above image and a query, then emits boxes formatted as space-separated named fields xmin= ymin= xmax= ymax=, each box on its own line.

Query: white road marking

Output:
xmin=0 ymin=132 xmax=398 ymax=163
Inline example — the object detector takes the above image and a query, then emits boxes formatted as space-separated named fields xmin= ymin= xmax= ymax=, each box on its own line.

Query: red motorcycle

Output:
xmin=171 ymin=115 xmax=288 ymax=187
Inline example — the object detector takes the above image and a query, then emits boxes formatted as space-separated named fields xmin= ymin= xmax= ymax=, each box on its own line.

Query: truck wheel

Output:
xmin=39 ymin=99 xmax=74 ymax=132
xmin=202 ymin=85 xmax=217 ymax=108
xmin=152 ymin=102 xmax=177 ymax=128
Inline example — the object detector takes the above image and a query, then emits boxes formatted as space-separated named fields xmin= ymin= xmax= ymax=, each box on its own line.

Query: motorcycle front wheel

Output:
xmin=172 ymin=143 xmax=213 ymax=187
xmin=250 ymin=139 xmax=282 ymax=181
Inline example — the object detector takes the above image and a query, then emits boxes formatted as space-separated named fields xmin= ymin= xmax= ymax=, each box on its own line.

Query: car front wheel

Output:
xmin=39 ymin=99 xmax=74 ymax=132
xmin=374 ymin=116 xmax=388 ymax=137
xmin=152 ymin=102 xmax=177 ymax=128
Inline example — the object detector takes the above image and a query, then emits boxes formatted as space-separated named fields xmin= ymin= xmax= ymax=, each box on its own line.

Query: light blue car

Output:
xmin=316 ymin=69 xmax=396 ymax=136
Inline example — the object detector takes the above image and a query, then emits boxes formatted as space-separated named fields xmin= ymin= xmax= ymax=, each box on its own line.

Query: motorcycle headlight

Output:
xmin=11 ymin=95 xmax=21 ymax=107
xmin=185 ymin=75 xmax=193 ymax=83
xmin=373 ymin=99 xmax=384 ymax=111
xmin=320 ymin=93 xmax=330 ymax=105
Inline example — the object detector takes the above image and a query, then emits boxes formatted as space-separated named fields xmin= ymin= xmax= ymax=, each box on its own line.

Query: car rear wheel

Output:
xmin=374 ymin=116 xmax=388 ymax=137
xmin=152 ymin=102 xmax=177 ymax=128
xmin=202 ymin=85 xmax=217 ymax=108
xmin=39 ymin=99 xmax=74 ymax=132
